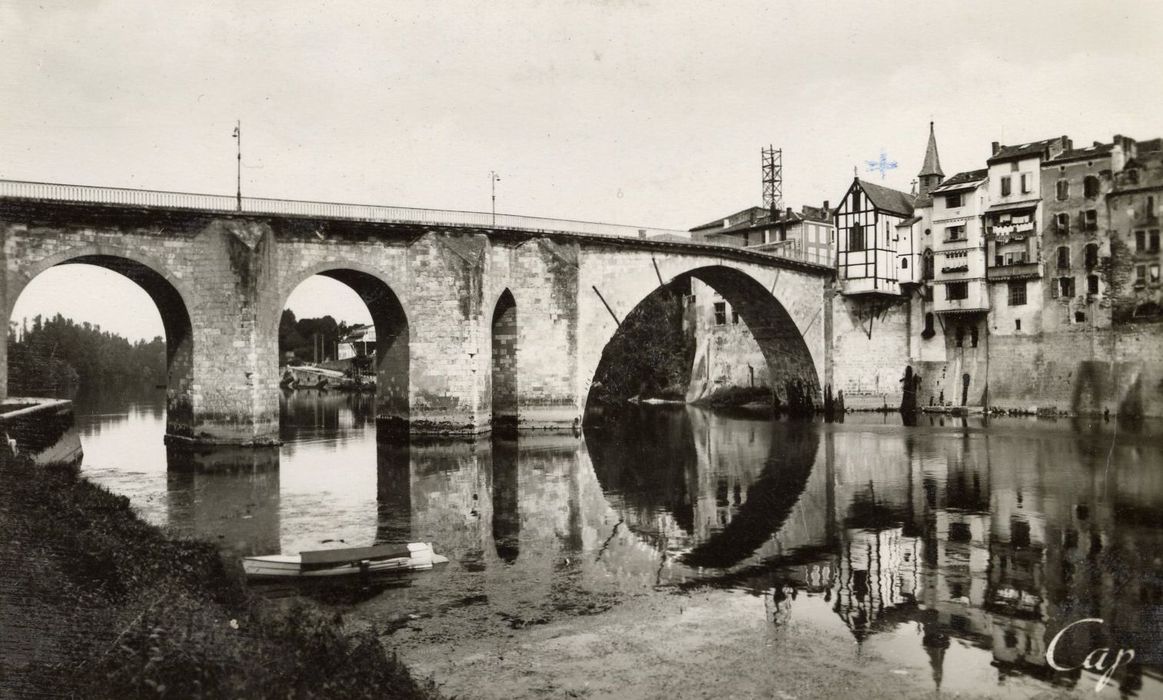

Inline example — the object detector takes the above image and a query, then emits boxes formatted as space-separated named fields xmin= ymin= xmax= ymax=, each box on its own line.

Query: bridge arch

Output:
xmin=584 ymin=263 xmax=820 ymax=414
xmin=489 ymin=288 xmax=518 ymax=433
xmin=274 ymin=262 xmax=410 ymax=432
xmin=5 ymin=245 xmax=196 ymax=435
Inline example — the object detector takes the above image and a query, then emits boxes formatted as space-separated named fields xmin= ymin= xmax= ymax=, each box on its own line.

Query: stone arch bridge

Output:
xmin=1 ymin=181 xmax=831 ymax=444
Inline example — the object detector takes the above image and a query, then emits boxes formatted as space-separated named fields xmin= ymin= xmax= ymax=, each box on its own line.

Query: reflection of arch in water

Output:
xmin=585 ymin=406 xmax=818 ymax=570
xmin=7 ymin=252 xmax=195 ymax=436
xmin=679 ymin=417 xmax=819 ymax=569
xmin=491 ymin=435 xmax=520 ymax=563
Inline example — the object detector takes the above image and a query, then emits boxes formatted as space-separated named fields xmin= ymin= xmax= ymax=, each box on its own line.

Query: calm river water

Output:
xmin=69 ymin=388 xmax=1163 ymax=698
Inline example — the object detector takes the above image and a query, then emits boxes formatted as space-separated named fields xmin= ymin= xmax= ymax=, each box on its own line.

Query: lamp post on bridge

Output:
xmin=489 ymin=170 xmax=500 ymax=226
xmin=232 ymin=120 xmax=242 ymax=211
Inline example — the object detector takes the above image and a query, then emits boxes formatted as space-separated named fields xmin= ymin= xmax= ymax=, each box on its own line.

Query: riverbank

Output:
xmin=0 ymin=453 xmax=440 ymax=699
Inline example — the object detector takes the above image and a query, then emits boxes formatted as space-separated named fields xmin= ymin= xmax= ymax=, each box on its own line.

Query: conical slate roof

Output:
xmin=919 ymin=121 xmax=943 ymax=178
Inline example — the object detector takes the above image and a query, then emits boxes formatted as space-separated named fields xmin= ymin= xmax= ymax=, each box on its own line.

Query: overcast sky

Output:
xmin=5 ymin=0 xmax=1162 ymax=340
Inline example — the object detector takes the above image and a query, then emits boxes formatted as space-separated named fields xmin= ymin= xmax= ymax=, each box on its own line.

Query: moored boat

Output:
xmin=243 ymin=542 xmax=448 ymax=580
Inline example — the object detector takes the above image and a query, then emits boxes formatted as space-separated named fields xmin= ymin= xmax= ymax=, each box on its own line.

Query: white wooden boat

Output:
xmin=243 ymin=542 xmax=448 ymax=580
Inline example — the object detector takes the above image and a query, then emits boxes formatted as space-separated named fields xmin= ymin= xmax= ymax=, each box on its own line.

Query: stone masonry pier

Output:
xmin=1 ymin=181 xmax=830 ymax=445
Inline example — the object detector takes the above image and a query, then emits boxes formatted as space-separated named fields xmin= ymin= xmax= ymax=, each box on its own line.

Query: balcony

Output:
xmin=987 ymin=262 xmax=1042 ymax=281
xmin=840 ymin=276 xmax=901 ymax=297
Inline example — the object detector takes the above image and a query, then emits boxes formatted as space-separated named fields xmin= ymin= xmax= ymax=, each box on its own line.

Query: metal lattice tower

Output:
xmin=762 ymin=146 xmax=782 ymax=215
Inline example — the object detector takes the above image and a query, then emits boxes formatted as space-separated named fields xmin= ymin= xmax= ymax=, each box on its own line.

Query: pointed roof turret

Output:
xmin=919 ymin=121 xmax=943 ymax=179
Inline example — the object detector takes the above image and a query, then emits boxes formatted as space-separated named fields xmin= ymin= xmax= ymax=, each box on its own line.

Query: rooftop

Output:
xmin=857 ymin=178 xmax=915 ymax=218
xmin=932 ymin=169 xmax=989 ymax=193
xmin=1046 ymin=142 xmax=1114 ymax=165
xmin=987 ymin=137 xmax=1071 ymax=165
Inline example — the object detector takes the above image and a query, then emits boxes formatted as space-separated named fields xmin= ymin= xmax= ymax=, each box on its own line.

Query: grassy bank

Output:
xmin=0 ymin=457 xmax=439 ymax=699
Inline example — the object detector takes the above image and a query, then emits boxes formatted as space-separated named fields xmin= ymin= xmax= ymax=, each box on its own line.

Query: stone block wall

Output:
xmin=827 ymin=292 xmax=913 ymax=409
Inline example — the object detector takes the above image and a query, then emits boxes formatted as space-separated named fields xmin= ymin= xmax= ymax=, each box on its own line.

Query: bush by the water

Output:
xmin=7 ymin=462 xmax=438 ymax=699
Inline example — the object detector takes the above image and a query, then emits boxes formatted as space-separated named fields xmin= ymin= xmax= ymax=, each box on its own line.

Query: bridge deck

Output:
xmin=0 ymin=179 xmax=831 ymax=273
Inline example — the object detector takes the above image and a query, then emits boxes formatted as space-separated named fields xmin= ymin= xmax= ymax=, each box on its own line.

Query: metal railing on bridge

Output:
xmin=0 ymin=179 xmax=826 ymax=266
xmin=0 ymin=179 xmax=690 ymax=240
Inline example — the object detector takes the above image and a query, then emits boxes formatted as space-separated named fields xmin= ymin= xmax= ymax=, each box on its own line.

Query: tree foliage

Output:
xmin=7 ymin=314 xmax=166 ymax=396
xmin=278 ymin=309 xmax=356 ymax=363
xmin=589 ymin=289 xmax=693 ymax=404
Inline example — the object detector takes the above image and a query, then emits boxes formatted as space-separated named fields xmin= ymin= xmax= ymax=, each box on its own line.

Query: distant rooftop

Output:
xmin=987 ymin=136 xmax=1071 ymax=164
xmin=932 ymin=169 xmax=989 ymax=193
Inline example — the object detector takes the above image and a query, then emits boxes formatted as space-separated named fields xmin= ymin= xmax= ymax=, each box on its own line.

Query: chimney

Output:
xmin=823 ymin=200 xmax=829 ymax=213
xmin=992 ymin=141 xmax=1000 ymax=156
xmin=638 ymin=229 xmax=647 ymax=239
xmin=786 ymin=206 xmax=793 ymax=220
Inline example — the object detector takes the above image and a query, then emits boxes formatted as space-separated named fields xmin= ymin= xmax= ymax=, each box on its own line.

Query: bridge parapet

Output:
xmin=0 ymin=179 xmax=689 ymax=241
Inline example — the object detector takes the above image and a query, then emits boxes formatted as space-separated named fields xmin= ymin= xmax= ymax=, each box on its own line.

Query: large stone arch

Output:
xmin=274 ymin=261 xmax=410 ymax=433
xmin=580 ymin=259 xmax=822 ymax=414
xmin=5 ymin=245 xmax=196 ymax=436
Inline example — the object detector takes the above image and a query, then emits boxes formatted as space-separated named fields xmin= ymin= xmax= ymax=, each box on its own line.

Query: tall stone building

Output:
xmin=1108 ymin=136 xmax=1163 ymax=324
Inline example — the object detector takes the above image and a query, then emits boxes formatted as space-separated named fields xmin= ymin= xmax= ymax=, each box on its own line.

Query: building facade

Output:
xmin=834 ymin=179 xmax=916 ymax=296
xmin=1108 ymin=136 xmax=1163 ymax=324
xmin=983 ymin=137 xmax=1072 ymax=339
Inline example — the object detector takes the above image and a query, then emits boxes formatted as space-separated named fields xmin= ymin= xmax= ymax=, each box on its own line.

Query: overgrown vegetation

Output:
xmin=4 ymin=458 xmax=439 ymax=699
xmin=588 ymin=288 xmax=694 ymax=405
xmin=279 ymin=310 xmax=362 ymax=363
xmin=7 ymin=314 xmax=166 ymax=395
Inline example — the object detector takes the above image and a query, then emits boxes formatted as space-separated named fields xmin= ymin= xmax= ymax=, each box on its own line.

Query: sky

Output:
xmin=4 ymin=0 xmax=1162 ymax=341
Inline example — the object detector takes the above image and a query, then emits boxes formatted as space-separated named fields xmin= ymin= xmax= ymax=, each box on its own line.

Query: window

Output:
xmin=923 ymin=250 xmax=934 ymax=280
xmin=850 ymin=223 xmax=864 ymax=251
xmin=1151 ymin=230 xmax=1161 ymax=253
xmin=1059 ymin=277 xmax=1075 ymax=298
xmin=1137 ymin=230 xmax=1147 ymax=252
xmin=1149 ymin=196 xmax=1158 ymax=221
xmin=1008 ymin=280 xmax=1027 ymax=306
xmin=732 ymin=309 xmax=741 ymax=324
xmin=1084 ymin=176 xmax=1100 ymax=198
xmin=1000 ymin=176 xmax=1012 ymax=197
xmin=1015 ymin=319 xmax=1022 ymax=331
xmin=955 ymin=326 xmax=964 ymax=347
xmin=1056 ymin=179 xmax=1069 ymax=201
xmin=923 ymin=312 xmax=935 ymax=337
xmin=1075 ymin=311 xmax=1086 ymax=323
xmin=1057 ymin=246 xmax=1071 ymax=269
xmin=1084 ymin=243 xmax=1099 ymax=268
xmin=1021 ymin=173 xmax=1032 ymax=194
xmin=946 ymin=224 xmax=966 ymax=241
xmin=713 ymin=302 xmax=726 ymax=325
xmin=852 ymin=190 xmax=861 ymax=210
xmin=945 ymin=193 xmax=963 ymax=208
xmin=901 ymin=258 xmax=908 ymax=269
xmin=1084 ymin=209 xmax=1098 ymax=231
xmin=1087 ymin=274 xmax=1099 ymax=295
xmin=1055 ymin=212 xmax=1070 ymax=233
xmin=947 ymin=282 xmax=969 ymax=300
xmin=971 ymin=325 xmax=979 ymax=347
xmin=1136 ymin=265 xmax=1147 ymax=284
xmin=1153 ymin=264 xmax=1161 ymax=284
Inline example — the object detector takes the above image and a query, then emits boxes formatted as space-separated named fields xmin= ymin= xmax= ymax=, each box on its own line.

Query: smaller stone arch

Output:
xmin=490 ymin=289 xmax=518 ymax=433
xmin=275 ymin=262 xmax=410 ymax=434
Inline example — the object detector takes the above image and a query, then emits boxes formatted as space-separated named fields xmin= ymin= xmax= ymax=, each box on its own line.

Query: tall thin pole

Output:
xmin=233 ymin=120 xmax=242 ymax=211
xmin=489 ymin=170 xmax=500 ymax=225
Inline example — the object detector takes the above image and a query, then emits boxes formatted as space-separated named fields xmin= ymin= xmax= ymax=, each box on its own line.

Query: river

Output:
xmin=66 ymin=387 xmax=1163 ymax=698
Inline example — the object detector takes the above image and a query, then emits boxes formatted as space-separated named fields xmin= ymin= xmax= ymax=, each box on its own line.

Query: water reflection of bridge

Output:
xmin=155 ymin=400 xmax=1163 ymax=694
